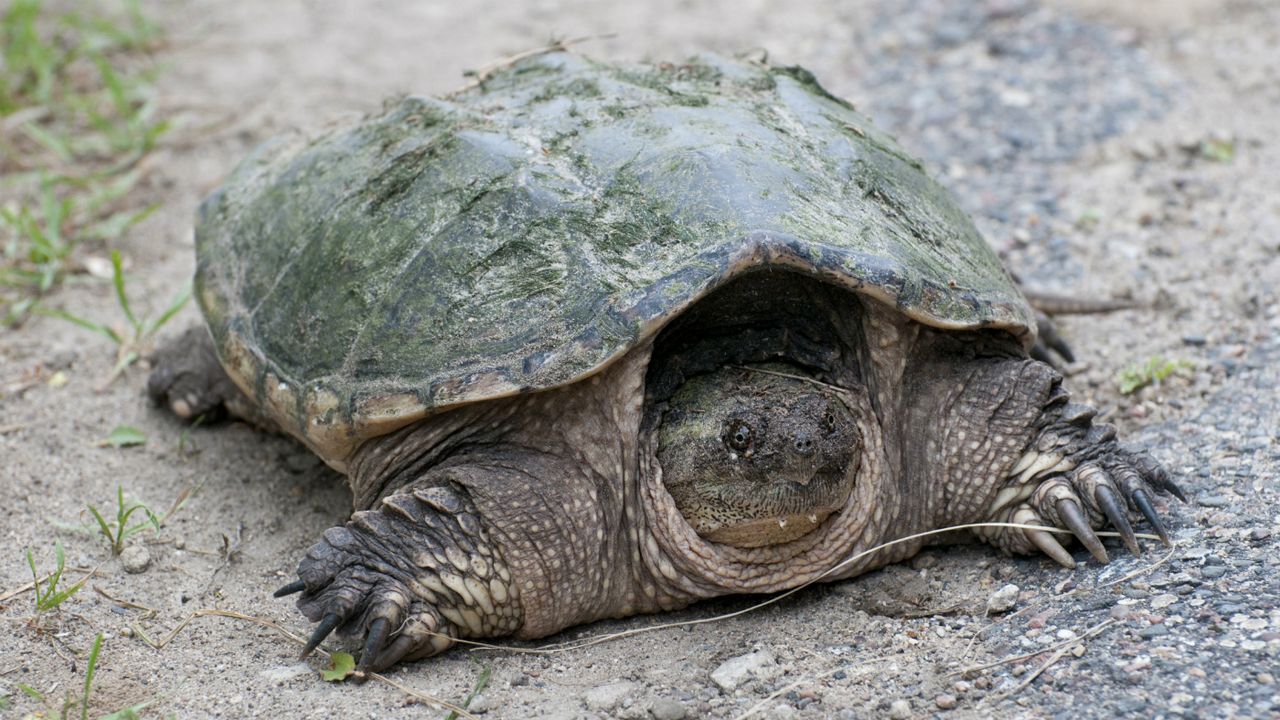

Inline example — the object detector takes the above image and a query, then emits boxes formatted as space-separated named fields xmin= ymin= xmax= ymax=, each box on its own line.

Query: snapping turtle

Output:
xmin=148 ymin=52 xmax=1183 ymax=672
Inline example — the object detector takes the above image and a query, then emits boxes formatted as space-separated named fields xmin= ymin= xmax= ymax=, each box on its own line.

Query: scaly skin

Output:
xmin=149 ymin=307 xmax=1181 ymax=673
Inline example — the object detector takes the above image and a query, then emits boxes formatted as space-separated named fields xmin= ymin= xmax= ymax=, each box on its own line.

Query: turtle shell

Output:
xmin=195 ymin=51 xmax=1034 ymax=464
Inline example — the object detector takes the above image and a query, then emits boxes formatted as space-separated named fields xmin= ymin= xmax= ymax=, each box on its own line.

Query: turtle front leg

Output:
xmin=275 ymin=481 xmax=522 ymax=672
xmin=979 ymin=396 xmax=1186 ymax=567
xmin=275 ymin=443 xmax=636 ymax=672
xmin=910 ymin=353 xmax=1183 ymax=568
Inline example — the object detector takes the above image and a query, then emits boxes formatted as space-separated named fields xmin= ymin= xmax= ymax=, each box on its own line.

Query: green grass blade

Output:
xmin=109 ymin=250 xmax=137 ymax=328
xmin=35 ymin=305 xmax=123 ymax=344
xmin=146 ymin=282 xmax=191 ymax=337
xmin=86 ymin=504 xmax=118 ymax=553
xmin=93 ymin=55 xmax=131 ymax=116
xmin=82 ymin=633 xmax=104 ymax=720
xmin=25 ymin=548 xmax=43 ymax=608
xmin=20 ymin=121 xmax=74 ymax=163
xmin=444 ymin=662 xmax=493 ymax=720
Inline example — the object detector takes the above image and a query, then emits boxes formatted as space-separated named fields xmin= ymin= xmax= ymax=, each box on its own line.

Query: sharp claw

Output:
xmin=273 ymin=580 xmax=306 ymax=598
xmin=1132 ymin=489 xmax=1171 ymax=546
xmin=1026 ymin=526 xmax=1076 ymax=568
xmin=367 ymin=634 xmax=416 ymax=673
xmin=1162 ymin=476 xmax=1188 ymax=503
xmin=1056 ymin=497 xmax=1108 ymax=564
xmin=358 ymin=617 xmax=392 ymax=672
xmin=301 ymin=612 xmax=342 ymax=658
xmin=1095 ymin=485 xmax=1140 ymax=556
xmin=1047 ymin=336 xmax=1075 ymax=364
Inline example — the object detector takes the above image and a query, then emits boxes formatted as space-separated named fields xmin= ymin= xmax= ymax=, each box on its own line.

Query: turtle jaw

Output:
xmin=699 ymin=502 xmax=844 ymax=548
xmin=683 ymin=466 xmax=854 ymax=548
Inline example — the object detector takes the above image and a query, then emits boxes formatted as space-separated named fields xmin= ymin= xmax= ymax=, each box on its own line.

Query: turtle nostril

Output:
xmin=793 ymin=434 xmax=815 ymax=456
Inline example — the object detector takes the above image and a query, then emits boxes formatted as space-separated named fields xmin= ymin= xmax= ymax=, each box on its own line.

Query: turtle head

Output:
xmin=656 ymin=364 xmax=862 ymax=548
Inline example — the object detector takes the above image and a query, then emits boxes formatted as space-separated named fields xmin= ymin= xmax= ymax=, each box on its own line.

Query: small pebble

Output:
xmin=1200 ymin=566 xmax=1229 ymax=579
xmin=120 ymin=544 xmax=151 ymax=574
xmin=935 ymin=693 xmax=958 ymax=710
xmin=1138 ymin=624 xmax=1169 ymax=639
xmin=987 ymin=584 xmax=1020 ymax=614
xmin=649 ymin=698 xmax=687 ymax=720
xmin=888 ymin=699 xmax=912 ymax=720
xmin=1259 ymin=674 xmax=1275 ymax=685
xmin=710 ymin=649 xmax=778 ymax=691
xmin=584 ymin=681 xmax=637 ymax=712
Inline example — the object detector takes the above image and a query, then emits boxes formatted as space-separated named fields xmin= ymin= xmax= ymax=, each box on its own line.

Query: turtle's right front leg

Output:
xmin=147 ymin=326 xmax=278 ymax=431
xmin=274 ymin=447 xmax=631 ymax=673
xmin=276 ymin=480 xmax=524 ymax=672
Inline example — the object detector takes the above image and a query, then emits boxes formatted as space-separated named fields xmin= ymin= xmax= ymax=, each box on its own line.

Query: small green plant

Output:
xmin=75 ymin=632 xmax=105 ymax=720
xmin=176 ymin=414 xmax=206 ymax=457
xmin=42 ymin=248 xmax=190 ymax=380
xmin=321 ymin=652 xmax=356 ymax=682
xmin=26 ymin=540 xmax=87 ymax=613
xmin=1198 ymin=137 xmax=1235 ymax=163
xmin=86 ymin=486 xmax=161 ymax=556
xmin=444 ymin=662 xmax=492 ymax=720
xmin=20 ymin=632 xmax=150 ymax=720
xmin=97 ymin=424 xmax=147 ymax=448
xmin=1115 ymin=356 xmax=1193 ymax=395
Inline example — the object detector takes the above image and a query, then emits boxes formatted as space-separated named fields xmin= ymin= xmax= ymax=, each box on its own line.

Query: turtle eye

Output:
xmin=726 ymin=420 xmax=754 ymax=452
xmin=822 ymin=411 xmax=837 ymax=434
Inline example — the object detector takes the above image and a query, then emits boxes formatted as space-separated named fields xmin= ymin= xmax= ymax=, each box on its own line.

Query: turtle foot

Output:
xmin=980 ymin=403 xmax=1184 ymax=566
xmin=276 ymin=484 xmax=520 ymax=672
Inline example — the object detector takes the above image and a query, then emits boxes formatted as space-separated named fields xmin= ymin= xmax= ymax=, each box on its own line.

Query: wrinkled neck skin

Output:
xmin=345 ymin=284 xmax=1059 ymax=634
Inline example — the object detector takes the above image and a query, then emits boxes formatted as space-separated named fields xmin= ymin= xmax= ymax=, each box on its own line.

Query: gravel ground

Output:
xmin=1 ymin=0 xmax=1277 ymax=718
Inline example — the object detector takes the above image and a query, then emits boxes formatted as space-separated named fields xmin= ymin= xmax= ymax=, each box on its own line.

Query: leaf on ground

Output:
xmin=321 ymin=652 xmax=356 ymax=682
xmin=98 ymin=425 xmax=146 ymax=447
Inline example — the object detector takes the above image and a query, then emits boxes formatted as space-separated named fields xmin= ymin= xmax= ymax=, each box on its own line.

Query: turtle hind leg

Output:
xmin=147 ymin=325 xmax=277 ymax=431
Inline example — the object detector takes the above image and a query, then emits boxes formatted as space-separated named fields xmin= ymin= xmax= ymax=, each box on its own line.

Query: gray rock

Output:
xmin=986 ymin=583 xmax=1020 ymax=614
xmin=120 ymin=544 xmax=151 ymax=574
xmin=1138 ymin=624 xmax=1169 ymax=639
xmin=710 ymin=649 xmax=780 ymax=692
xmin=584 ymin=681 xmax=638 ymax=712
xmin=649 ymin=698 xmax=686 ymax=720
xmin=888 ymin=699 xmax=912 ymax=719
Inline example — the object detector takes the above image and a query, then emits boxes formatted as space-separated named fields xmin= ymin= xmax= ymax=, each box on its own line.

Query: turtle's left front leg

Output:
xmin=975 ymin=371 xmax=1185 ymax=566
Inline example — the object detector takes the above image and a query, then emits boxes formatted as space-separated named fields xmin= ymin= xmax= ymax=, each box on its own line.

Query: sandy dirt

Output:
xmin=2 ymin=0 xmax=1278 ymax=718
